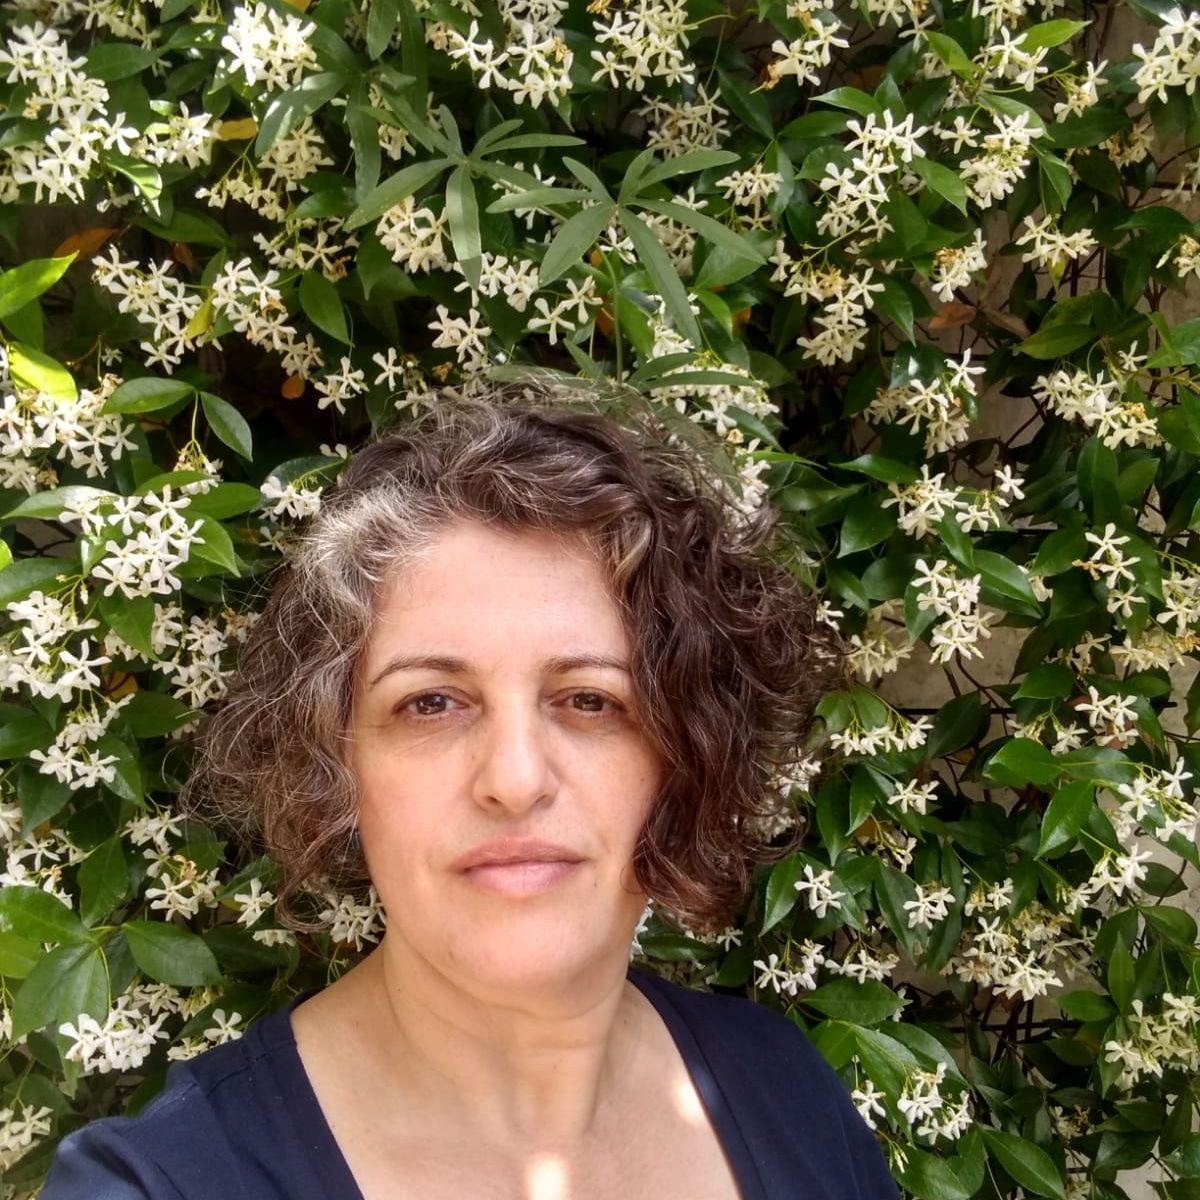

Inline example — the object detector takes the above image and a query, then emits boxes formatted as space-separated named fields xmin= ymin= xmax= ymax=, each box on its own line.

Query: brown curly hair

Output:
xmin=183 ymin=383 xmax=841 ymax=929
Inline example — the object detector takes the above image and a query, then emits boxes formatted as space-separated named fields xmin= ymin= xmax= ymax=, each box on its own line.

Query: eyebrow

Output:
xmin=367 ymin=653 xmax=633 ymax=689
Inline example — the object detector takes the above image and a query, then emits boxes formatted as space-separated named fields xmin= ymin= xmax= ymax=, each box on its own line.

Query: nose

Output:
xmin=470 ymin=695 xmax=558 ymax=815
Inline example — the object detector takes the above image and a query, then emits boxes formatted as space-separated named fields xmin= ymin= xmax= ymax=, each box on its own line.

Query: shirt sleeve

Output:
xmin=39 ymin=1123 xmax=185 ymax=1200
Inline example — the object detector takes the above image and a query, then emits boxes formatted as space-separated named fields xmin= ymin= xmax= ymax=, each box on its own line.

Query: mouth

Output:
xmin=454 ymin=839 xmax=586 ymax=897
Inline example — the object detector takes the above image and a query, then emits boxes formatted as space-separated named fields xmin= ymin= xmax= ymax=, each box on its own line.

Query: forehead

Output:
xmin=363 ymin=522 xmax=630 ymax=664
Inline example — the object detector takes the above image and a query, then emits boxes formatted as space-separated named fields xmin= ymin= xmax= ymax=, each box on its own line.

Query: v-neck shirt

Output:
xmin=41 ymin=969 xmax=898 ymax=1200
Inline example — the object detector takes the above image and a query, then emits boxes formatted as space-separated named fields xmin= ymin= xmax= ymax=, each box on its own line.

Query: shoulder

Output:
xmin=631 ymin=970 xmax=899 ymax=1200
xmin=41 ymin=1007 xmax=299 ymax=1200
xmin=631 ymin=966 xmax=828 ymax=1074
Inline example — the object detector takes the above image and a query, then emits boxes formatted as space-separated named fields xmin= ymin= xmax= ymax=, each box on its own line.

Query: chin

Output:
xmin=439 ymin=913 xmax=636 ymax=999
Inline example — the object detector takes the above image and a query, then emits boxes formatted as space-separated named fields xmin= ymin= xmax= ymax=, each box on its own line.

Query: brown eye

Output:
xmin=570 ymin=692 xmax=613 ymax=713
xmin=404 ymin=692 xmax=455 ymax=717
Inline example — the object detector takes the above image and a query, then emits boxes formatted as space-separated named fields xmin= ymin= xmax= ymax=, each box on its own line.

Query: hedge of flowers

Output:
xmin=1 ymin=0 xmax=1200 ymax=1194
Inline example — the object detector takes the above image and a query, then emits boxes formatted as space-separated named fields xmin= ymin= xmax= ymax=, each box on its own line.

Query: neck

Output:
xmin=350 ymin=939 xmax=643 ymax=1148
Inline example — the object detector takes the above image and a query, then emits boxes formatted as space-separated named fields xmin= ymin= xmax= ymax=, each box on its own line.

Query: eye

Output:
xmin=399 ymin=691 xmax=459 ymax=718
xmin=567 ymin=691 xmax=620 ymax=715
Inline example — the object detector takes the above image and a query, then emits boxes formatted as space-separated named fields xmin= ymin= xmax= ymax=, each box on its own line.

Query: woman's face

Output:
xmin=348 ymin=521 xmax=661 ymax=996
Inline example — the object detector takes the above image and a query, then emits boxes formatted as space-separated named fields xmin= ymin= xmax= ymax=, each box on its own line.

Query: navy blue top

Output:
xmin=42 ymin=970 xmax=899 ymax=1199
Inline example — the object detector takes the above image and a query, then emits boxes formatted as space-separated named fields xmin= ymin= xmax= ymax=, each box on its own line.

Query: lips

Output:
xmin=452 ymin=838 xmax=585 ymax=897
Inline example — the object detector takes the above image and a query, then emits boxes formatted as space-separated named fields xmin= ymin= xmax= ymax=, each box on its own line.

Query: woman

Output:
xmin=42 ymin=387 xmax=897 ymax=1199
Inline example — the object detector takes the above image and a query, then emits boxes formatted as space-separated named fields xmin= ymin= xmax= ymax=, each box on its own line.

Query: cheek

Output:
xmin=352 ymin=754 xmax=438 ymax=872
xmin=608 ymin=748 xmax=661 ymax=844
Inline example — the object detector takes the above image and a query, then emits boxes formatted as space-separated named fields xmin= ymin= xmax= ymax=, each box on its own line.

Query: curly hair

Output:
xmin=183 ymin=383 xmax=842 ymax=929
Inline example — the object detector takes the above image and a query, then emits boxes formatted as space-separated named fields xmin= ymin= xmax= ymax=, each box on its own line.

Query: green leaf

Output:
xmin=84 ymin=41 xmax=159 ymax=80
xmin=347 ymin=93 xmax=382 ymax=203
xmin=3 ymin=485 xmax=112 ymax=522
xmin=1108 ymin=934 xmax=1135 ymax=1012
xmin=896 ymin=1146 xmax=976 ymax=1200
xmin=814 ymin=87 xmax=880 ymax=116
xmin=778 ymin=112 xmax=849 ymax=140
xmin=95 ymin=734 xmax=143 ymax=803
xmin=190 ymin=515 xmax=240 ymax=575
xmin=849 ymin=765 xmax=884 ymax=829
xmin=982 ymin=738 xmax=1059 ymax=787
xmin=11 ymin=943 xmax=109 ymax=1039
xmin=9 ymin=342 xmax=76 ymax=401
xmin=561 ymin=157 xmax=611 ymax=201
xmin=394 ymin=0 xmax=426 ymax=96
xmin=365 ymin=0 xmax=399 ymax=58
xmin=852 ymin=1023 xmax=921 ymax=1097
xmin=638 ymin=932 xmax=717 ymax=964
xmin=620 ymin=208 xmax=701 ymax=347
xmin=1163 ymin=404 xmax=1200 ymax=456
xmin=1151 ymin=319 xmax=1200 ymax=368
xmin=1161 ymin=1099 xmax=1195 ymax=1159
xmin=717 ymin=69 xmax=776 ymax=139
xmin=1020 ymin=18 xmax=1088 ymax=49
xmin=1057 ymin=989 xmax=1116 ymax=1022
xmin=974 ymin=550 xmax=1041 ymax=614
xmin=487 ymin=185 xmax=590 ymax=214
xmin=980 ymin=1129 xmax=1065 ymax=1199
xmin=814 ymin=776 xmax=851 ymax=860
xmin=887 ymin=1022 xmax=968 ymax=1083
xmin=184 ymin=482 xmax=264 ymax=520
xmin=0 ymin=885 xmax=88 ymax=944
xmin=539 ymin=203 xmax=615 ymax=287
xmin=200 ymin=392 xmax=253 ymax=460
xmin=0 ymin=254 xmax=75 ymax=319
xmin=0 ymin=706 xmax=52 ymax=758
xmin=808 ymin=1020 xmax=858 ymax=1069
xmin=1163 ymin=1135 xmax=1200 ymax=1178
xmin=634 ymin=198 xmax=766 ymax=266
xmin=925 ymin=32 xmax=975 ymax=77
xmin=762 ymin=855 xmax=804 ymax=933
xmin=138 ymin=208 xmax=230 ymax=247
xmin=1031 ymin=527 xmax=1088 ymax=576
xmin=0 ymin=931 xmax=41 ymax=977
xmin=909 ymin=156 xmax=968 ymax=214
xmin=123 ymin=920 xmax=222 ymax=986
xmin=472 ymin=119 xmax=531 ymax=157
xmin=804 ymin=978 xmax=904 ymax=1025
xmin=109 ymin=155 xmax=163 ymax=201
xmin=1019 ymin=324 xmax=1094 ymax=358
xmin=344 ymin=157 xmax=452 ymax=231
xmin=1046 ymin=109 xmax=1128 ymax=151
xmin=445 ymin=165 xmax=481 ymax=289
xmin=298 ymin=271 xmax=350 ymax=344
xmin=833 ymin=455 xmax=917 ymax=485
xmin=874 ymin=862 xmax=919 ymax=956
xmin=98 ymin=591 xmax=158 ymax=658
xmin=78 ymin=837 xmax=129 ymax=927
xmin=104 ymin=376 xmax=193 ymax=414
xmin=634 ymin=150 xmax=739 ymax=193
xmin=874 ymin=277 xmax=915 ymax=342
xmin=839 ymin=493 xmax=896 ymax=556
xmin=1143 ymin=904 xmax=1197 ymax=948
xmin=15 ymin=763 xmax=69 ymax=827
xmin=1036 ymin=781 xmax=1094 ymax=858
xmin=926 ymin=692 xmax=987 ymax=760
xmin=0 ymin=557 xmax=72 ymax=606
xmin=1015 ymin=663 xmax=1075 ymax=699
xmin=121 ymin=691 xmax=196 ymax=737
xmin=255 ymin=72 xmax=343 ymax=156
xmin=619 ymin=350 xmax=700 ymax=386
xmin=1037 ymin=151 xmax=1073 ymax=213
xmin=477 ymin=133 xmax=584 ymax=157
